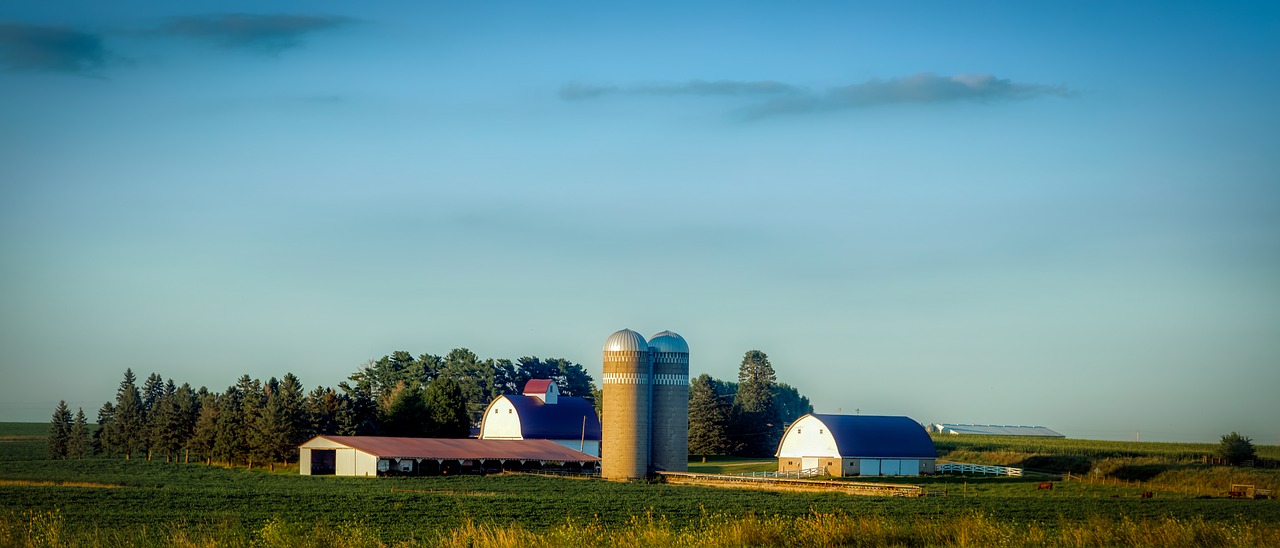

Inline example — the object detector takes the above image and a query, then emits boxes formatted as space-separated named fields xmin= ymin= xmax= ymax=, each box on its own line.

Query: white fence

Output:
xmin=732 ymin=467 xmax=824 ymax=479
xmin=937 ymin=462 xmax=1023 ymax=477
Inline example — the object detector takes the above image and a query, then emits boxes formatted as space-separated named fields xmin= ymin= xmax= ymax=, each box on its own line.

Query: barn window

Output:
xmin=797 ymin=428 xmax=802 ymax=434
xmin=508 ymin=409 xmax=512 ymax=413
xmin=819 ymin=429 xmax=824 ymax=434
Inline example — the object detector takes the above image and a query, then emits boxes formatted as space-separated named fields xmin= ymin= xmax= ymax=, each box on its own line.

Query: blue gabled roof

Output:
xmin=505 ymin=395 xmax=602 ymax=441
xmin=810 ymin=414 xmax=937 ymax=459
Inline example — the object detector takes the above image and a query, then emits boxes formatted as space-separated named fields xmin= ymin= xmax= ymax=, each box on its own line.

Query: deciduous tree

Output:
xmin=1219 ymin=432 xmax=1257 ymax=465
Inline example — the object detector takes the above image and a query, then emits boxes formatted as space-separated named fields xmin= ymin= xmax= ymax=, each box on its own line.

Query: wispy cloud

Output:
xmin=563 ymin=73 xmax=1073 ymax=119
xmin=0 ymin=22 xmax=107 ymax=75
xmin=560 ymin=79 xmax=801 ymax=101
xmin=156 ymin=13 xmax=354 ymax=55
xmin=742 ymin=73 xmax=1073 ymax=119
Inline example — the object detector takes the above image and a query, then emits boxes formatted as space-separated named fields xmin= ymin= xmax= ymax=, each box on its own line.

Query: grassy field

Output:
xmin=3 ymin=424 xmax=1279 ymax=546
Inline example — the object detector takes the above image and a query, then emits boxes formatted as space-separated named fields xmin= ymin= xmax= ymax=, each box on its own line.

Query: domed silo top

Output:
xmin=647 ymin=331 xmax=689 ymax=354
xmin=603 ymin=329 xmax=649 ymax=352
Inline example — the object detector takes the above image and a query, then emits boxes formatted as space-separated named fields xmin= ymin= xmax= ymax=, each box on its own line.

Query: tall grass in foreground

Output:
xmin=4 ymin=508 xmax=1279 ymax=548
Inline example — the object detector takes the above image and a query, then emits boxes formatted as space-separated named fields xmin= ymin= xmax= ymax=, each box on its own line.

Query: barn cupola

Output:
xmin=523 ymin=379 xmax=559 ymax=404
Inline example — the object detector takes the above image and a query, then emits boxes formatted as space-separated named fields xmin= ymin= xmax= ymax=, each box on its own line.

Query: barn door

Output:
xmin=801 ymin=457 xmax=819 ymax=470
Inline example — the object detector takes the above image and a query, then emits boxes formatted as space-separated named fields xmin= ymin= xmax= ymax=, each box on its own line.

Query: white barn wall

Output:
xmin=481 ymin=398 xmax=524 ymax=439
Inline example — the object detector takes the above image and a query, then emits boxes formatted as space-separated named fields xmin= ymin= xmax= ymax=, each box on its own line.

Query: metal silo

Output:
xmin=648 ymin=330 xmax=689 ymax=472
xmin=602 ymin=329 xmax=651 ymax=479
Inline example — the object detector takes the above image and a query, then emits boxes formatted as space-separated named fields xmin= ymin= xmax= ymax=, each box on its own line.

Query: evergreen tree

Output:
xmin=687 ymin=374 xmax=732 ymax=457
xmin=304 ymin=385 xmax=340 ymax=438
xmin=732 ymin=350 xmax=781 ymax=457
xmin=213 ymin=386 xmax=245 ymax=466
xmin=337 ymin=382 xmax=378 ymax=436
xmin=153 ymin=383 xmax=197 ymax=462
xmin=68 ymin=408 xmax=90 ymax=459
xmin=47 ymin=400 xmax=72 ymax=459
xmin=424 ymin=377 xmax=471 ymax=438
xmin=188 ymin=393 xmax=219 ymax=465
xmin=773 ymin=382 xmax=813 ymax=428
xmin=139 ymin=373 xmax=165 ymax=460
xmin=236 ymin=375 xmax=264 ymax=469
xmin=380 ymin=381 xmax=429 ymax=437
xmin=251 ymin=392 xmax=292 ymax=470
xmin=109 ymin=369 xmax=146 ymax=459
xmin=276 ymin=373 xmax=306 ymax=458
xmin=94 ymin=402 xmax=115 ymax=456
xmin=442 ymin=348 xmax=496 ymax=425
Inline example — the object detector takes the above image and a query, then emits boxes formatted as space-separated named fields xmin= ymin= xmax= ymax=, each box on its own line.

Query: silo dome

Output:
xmin=648 ymin=331 xmax=689 ymax=354
xmin=603 ymin=329 xmax=649 ymax=352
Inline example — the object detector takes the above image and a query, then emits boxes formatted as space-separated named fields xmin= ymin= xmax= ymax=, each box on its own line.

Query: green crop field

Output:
xmin=3 ymin=424 xmax=1279 ymax=546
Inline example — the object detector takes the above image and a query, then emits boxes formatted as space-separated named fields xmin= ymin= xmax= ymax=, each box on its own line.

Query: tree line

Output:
xmin=48 ymin=347 xmax=810 ymax=463
xmin=46 ymin=349 xmax=598 ymax=467
xmin=687 ymin=350 xmax=813 ymax=457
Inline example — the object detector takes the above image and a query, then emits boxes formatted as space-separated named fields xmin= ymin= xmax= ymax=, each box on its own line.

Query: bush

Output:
xmin=1219 ymin=432 xmax=1257 ymax=465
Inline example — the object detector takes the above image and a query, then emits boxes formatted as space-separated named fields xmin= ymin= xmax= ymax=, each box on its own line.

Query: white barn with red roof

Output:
xmin=478 ymin=380 xmax=602 ymax=456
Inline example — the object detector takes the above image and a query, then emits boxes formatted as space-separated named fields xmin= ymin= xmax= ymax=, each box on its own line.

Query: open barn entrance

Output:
xmin=311 ymin=450 xmax=336 ymax=475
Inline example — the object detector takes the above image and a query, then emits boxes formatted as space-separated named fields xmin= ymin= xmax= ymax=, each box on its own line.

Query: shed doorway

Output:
xmin=311 ymin=450 xmax=336 ymax=475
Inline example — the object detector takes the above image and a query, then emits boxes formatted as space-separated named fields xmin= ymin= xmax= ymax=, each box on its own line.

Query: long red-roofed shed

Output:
xmin=299 ymin=435 xmax=599 ymax=477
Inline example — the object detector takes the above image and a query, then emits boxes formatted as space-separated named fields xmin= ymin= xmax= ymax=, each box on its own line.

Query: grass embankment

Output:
xmin=932 ymin=434 xmax=1280 ymax=496
xmin=686 ymin=455 xmax=778 ymax=475
xmin=0 ymin=422 xmax=49 ymax=441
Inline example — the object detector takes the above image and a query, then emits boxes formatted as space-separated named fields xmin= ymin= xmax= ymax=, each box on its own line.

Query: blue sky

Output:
xmin=2 ymin=1 xmax=1277 ymax=443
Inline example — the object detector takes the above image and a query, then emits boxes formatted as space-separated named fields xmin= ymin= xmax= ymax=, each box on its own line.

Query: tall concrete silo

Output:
xmin=648 ymin=330 xmax=689 ymax=472
xmin=601 ymin=329 xmax=651 ymax=480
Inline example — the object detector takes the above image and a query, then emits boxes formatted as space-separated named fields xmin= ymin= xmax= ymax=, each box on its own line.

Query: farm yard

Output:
xmin=2 ymin=424 xmax=1279 ymax=547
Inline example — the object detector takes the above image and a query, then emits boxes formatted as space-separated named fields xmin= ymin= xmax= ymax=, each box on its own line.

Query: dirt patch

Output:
xmin=0 ymin=480 xmax=124 ymax=489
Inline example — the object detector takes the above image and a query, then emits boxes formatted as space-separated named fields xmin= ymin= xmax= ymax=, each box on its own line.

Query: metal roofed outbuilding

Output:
xmin=928 ymin=423 xmax=1065 ymax=438
xmin=776 ymin=414 xmax=937 ymax=477
xmin=299 ymin=436 xmax=599 ymax=477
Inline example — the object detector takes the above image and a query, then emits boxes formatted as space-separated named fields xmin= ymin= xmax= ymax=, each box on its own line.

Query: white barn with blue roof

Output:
xmin=776 ymin=414 xmax=937 ymax=477
xmin=478 ymin=380 xmax=602 ymax=457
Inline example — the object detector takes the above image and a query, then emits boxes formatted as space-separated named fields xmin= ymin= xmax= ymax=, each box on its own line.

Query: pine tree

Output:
xmin=189 ymin=393 xmax=219 ymax=465
xmin=304 ymin=386 xmax=340 ymax=438
xmin=139 ymin=373 xmax=165 ymax=460
xmin=68 ymin=408 xmax=90 ymax=459
xmin=687 ymin=374 xmax=731 ymax=457
xmin=237 ymin=375 xmax=264 ymax=469
xmin=94 ymin=402 xmax=115 ymax=456
xmin=109 ymin=369 xmax=146 ymax=459
xmin=337 ymin=383 xmax=378 ymax=436
xmin=276 ymin=373 xmax=306 ymax=459
xmin=213 ymin=386 xmax=245 ymax=466
xmin=380 ymin=381 xmax=429 ymax=437
xmin=47 ymin=400 xmax=72 ymax=459
xmin=732 ymin=350 xmax=781 ymax=457
xmin=425 ymin=377 xmax=471 ymax=438
xmin=152 ymin=383 xmax=193 ymax=462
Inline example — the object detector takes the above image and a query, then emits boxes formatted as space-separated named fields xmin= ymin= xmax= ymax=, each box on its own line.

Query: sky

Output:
xmin=2 ymin=1 xmax=1277 ymax=444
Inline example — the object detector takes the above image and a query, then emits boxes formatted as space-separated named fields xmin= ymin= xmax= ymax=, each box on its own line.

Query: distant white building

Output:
xmin=478 ymin=380 xmax=601 ymax=456
xmin=776 ymin=414 xmax=937 ymax=477
xmin=928 ymin=423 xmax=1064 ymax=438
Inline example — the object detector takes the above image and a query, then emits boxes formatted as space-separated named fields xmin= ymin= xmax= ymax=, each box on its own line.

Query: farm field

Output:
xmin=2 ymin=424 xmax=1279 ymax=546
